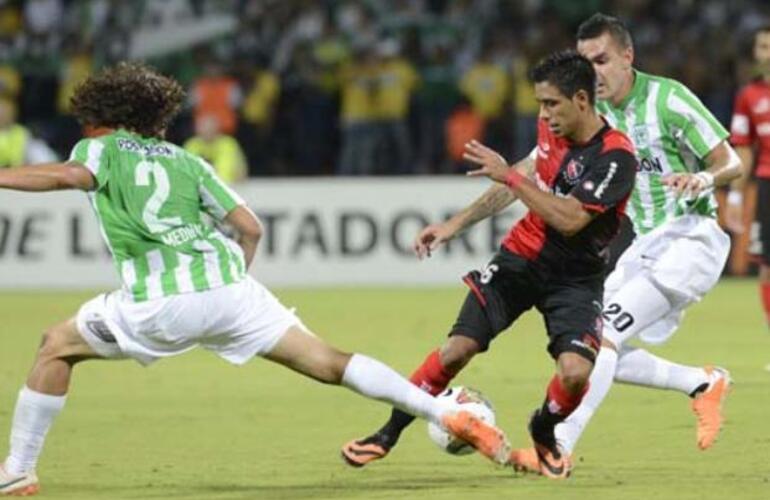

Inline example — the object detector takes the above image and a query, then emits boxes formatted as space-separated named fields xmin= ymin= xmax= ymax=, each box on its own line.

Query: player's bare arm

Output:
xmin=724 ymin=145 xmax=753 ymax=233
xmin=224 ymin=205 xmax=263 ymax=269
xmin=662 ymin=141 xmax=742 ymax=199
xmin=0 ymin=162 xmax=95 ymax=192
xmin=413 ymin=147 xmax=533 ymax=259
xmin=465 ymin=140 xmax=593 ymax=237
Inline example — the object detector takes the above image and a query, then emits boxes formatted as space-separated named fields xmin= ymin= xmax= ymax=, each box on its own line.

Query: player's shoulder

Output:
xmin=600 ymin=127 xmax=636 ymax=156
xmin=68 ymin=131 xmax=116 ymax=163
xmin=737 ymin=79 xmax=767 ymax=99
xmin=169 ymin=141 xmax=207 ymax=168
xmin=643 ymin=71 xmax=689 ymax=95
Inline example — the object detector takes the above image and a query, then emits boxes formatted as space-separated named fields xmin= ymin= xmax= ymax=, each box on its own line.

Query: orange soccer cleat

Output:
xmin=508 ymin=447 xmax=541 ymax=474
xmin=340 ymin=435 xmax=390 ymax=468
xmin=533 ymin=441 xmax=572 ymax=479
xmin=691 ymin=366 xmax=732 ymax=450
xmin=441 ymin=410 xmax=511 ymax=465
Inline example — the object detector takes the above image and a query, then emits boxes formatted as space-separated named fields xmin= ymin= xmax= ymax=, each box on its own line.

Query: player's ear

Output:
xmin=574 ymin=89 xmax=590 ymax=111
xmin=624 ymin=46 xmax=634 ymax=69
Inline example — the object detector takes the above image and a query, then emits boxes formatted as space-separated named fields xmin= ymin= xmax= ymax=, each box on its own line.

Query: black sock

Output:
xmin=529 ymin=401 xmax=567 ymax=453
xmin=374 ymin=409 xmax=416 ymax=448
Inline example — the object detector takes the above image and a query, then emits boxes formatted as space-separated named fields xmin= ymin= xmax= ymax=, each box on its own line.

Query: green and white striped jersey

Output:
xmin=69 ymin=129 xmax=247 ymax=302
xmin=596 ymin=70 xmax=729 ymax=235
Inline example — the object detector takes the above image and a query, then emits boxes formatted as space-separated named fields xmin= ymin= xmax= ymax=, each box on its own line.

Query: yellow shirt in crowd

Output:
xmin=375 ymin=58 xmax=418 ymax=120
xmin=243 ymin=71 xmax=280 ymax=127
xmin=183 ymin=135 xmax=247 ymax=184
xmin=460 ymin=63 xmax=510 ymax=119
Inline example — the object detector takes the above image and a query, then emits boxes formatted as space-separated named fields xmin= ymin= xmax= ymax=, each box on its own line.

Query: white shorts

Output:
xmin=75 ymin=276 xmax=302 ymax=366
xmin=604 ymin=214 xmax=730 ymax=346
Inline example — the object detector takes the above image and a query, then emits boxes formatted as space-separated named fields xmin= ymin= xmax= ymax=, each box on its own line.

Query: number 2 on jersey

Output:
xmin=134 ymin=160 xmax=182 ymax=233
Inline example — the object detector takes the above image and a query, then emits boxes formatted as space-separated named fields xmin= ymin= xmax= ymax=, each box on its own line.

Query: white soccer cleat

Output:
xmin=0 ymin=465 xmax=39 ymax=496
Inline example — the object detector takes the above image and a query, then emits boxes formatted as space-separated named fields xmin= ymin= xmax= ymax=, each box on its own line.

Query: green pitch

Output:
xmin=1 ymin=279 xmax=769 ymax=499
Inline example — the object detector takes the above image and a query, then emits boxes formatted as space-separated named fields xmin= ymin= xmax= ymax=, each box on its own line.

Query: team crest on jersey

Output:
xmin=564 ymin=159 xmax=584 ymax=183
xmin=631 ymin=125 xmax=650 ymax=148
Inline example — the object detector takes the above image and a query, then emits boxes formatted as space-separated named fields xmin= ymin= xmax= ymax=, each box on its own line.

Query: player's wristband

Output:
xmin=505 ymin=169 xmax=525 ymax=189
xmin=694 ymin=171 xmax=715 ymax=189
xmin=727 ymin=190 xmax=743 ymax=206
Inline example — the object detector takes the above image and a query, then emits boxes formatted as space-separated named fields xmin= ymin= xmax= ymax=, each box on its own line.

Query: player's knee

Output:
xmin=37 ymin=326 xmax=71 ymax=362
xmin=559 ymin=372 xmax=588 ymax=395
xmin=558 ymin=357 xmax=592 ymax=395
xmin=439 ymin=336 xmax=479 ymax=372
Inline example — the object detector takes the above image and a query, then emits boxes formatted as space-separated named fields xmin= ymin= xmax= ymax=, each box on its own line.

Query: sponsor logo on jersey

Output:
xmin=731 ymin=114 xmax=750 ymax=135
xmin=757 ymin=122 xmax=770 ymax=136
xmin=117 ymin=139 xmax=175 ymax=157
xmin=753 ymin=97 xmax=770 ymax=114
xmin=638 ymin=156 xmax=663 ymax=173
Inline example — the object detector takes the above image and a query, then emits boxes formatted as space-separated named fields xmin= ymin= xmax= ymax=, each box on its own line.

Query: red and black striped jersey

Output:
xmin=503 ymin=119 xmax=637 ymax=277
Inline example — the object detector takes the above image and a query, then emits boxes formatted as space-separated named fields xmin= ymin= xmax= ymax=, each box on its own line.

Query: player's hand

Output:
xmin=662 ymin=172 xmax=713 ymax=199
xmin=463 ymin=140 xmax=511 ymax=184
xmin=414 ymin=223 xmax=454 ymax=259
xmin=724 ymin=193 xmax=745 ymax=234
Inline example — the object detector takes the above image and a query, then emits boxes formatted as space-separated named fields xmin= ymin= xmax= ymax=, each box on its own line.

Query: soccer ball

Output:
xmin=427 ymin=386 xmax=496 ymax=455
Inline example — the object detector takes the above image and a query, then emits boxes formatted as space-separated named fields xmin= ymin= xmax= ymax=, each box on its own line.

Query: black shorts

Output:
xmin=757 ymin=178 xmax=770 ymax=265
xmin=604 ymin=215 xmax=635 ymax=278
xmin=450 ymin=249 xmax=603 ymax=363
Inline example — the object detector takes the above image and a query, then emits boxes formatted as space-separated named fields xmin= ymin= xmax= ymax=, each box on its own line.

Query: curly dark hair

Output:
xmin=70 ymin=62 xmax=185 ymax=138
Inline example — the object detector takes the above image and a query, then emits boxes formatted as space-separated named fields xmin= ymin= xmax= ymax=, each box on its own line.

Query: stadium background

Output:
xmin=1 ymin=0 xmax=769 ymax=288
xmin=1 ymin=2 xmax=770 ymax=499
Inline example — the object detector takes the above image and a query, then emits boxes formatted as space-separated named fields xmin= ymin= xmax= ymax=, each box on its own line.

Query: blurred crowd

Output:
xmin=0 ymin=0 xmax=768 ymax=178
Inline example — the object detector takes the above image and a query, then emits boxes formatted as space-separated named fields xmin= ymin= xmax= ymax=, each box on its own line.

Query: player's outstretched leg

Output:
xmin=263 ymin=327 xmax=509 ymax=466
xmin=339 ymin=336 xmax=477 ymax=467
xmin=2 ymin=318 xmax=102 ymax=497
xmin=614 ymin=347 xmax=732 ymax=450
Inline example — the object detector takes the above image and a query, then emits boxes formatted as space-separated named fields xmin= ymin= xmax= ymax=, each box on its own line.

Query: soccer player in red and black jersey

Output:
xmin=341 ymin=50 xmax=638 ymax=477
xmin=729 ymin=25 xmax=770 ymax=335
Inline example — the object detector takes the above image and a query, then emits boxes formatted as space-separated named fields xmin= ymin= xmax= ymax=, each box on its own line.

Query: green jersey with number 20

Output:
xmin=69 ymin=129 xmax=246 ymax=302
xmin=596 ymin=70 xmax=729 ymax=235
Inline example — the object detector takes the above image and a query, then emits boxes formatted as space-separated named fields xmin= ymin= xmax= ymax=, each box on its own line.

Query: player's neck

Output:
xmin=610 ymin=69 xmax=636 ymax=107
xmin=569 ymin=113 xmax=605 ymax=144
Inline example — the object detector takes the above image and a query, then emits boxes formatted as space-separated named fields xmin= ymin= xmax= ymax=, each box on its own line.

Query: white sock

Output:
xmin=614 ymin=346 xmax=710 ymax=396
xmin=342 ymin=354 xmax=442 ymax=424
xmin=4 ymin=386 xmax=66 ymax=475
xmin=555 ymin=347 xmax=618 ymax=454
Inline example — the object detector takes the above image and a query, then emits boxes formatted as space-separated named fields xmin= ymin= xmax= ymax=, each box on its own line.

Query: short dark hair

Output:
xmin=577 ymin=13 xmax=633 ymax=49
xmin=70 ymin=62 xmax=185 ymax=139
xmin=530 ymin=50 xmax=596 ymax=104
xmin=755 ymin=24 xmax=770 ymax=40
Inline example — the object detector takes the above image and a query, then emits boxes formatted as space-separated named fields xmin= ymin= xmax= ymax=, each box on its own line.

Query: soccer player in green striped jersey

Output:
xmin=0 ymin=63 xmax=509 ymax=496
xmin=510 ymin=14 xmax=743 ymax=475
